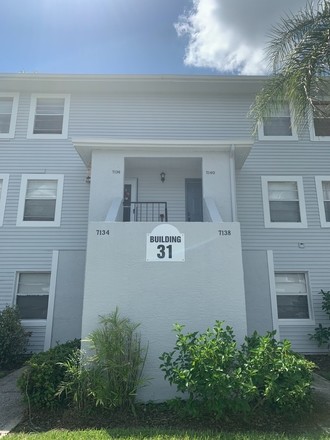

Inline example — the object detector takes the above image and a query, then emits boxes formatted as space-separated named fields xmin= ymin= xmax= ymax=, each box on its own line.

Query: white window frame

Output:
xmin=27 ymin=94 xmax=70 ymax=139
xmin=0 ymin=93 xmax=19 ymax=138
xmin=0 ymin=174 xmax=9 ymax=226
xmin=15 ymin=271 xmax=51 ymax=325
xmin=17 ymin=174 xmax=64 ymax=227
xmin=261 ymin=176 xmax=307 ymax=228
xmin=315 ymin=176 xmax=330 ymax=227
xmin=309 ymin=100 xmax=330 ymax=141
xmin=275 ymin=271 xmax=314 ymax=325
xmin=258 ymin=103 xmax=298 ymax=141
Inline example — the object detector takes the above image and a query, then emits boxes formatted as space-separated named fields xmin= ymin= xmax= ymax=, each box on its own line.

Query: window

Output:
xmin=0 ymin=174 xmax=9 ymax=226
xmin=258 ymin=104 xmax=297 ymax=140
xmin=17 ymin=175 xmax=64 ymax=227
xmin=315 ymin=176 xmax=330 ymax=227
xmin=16 ymin=272 xmax=50 ymax=320
xmin=0 ymin=93 xmax=19 ymax=138
xmin=310 ymin=100 xmax=330 ymax=139
xmin=275 ymin=272 xmax=312 ymax=322
xmin=27 ymin=94 xmax=70 ymax=139
xmin=261 ymin=177 xmax=307 ymax=228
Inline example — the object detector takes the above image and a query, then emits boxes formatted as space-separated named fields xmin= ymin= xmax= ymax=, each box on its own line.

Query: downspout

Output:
xmin=230 ymin=145 xmax=237 ymax=222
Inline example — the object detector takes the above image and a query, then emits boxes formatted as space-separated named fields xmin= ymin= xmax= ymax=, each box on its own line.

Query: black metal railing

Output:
xmin=124 ymin=202 xmax=168 ymax=222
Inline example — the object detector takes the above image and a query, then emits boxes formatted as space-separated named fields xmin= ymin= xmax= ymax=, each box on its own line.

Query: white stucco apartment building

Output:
xmin=1 ymin=74 xmax=329 ymax=399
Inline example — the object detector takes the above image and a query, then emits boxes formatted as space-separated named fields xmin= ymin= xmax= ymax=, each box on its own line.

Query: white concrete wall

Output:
xmin=81 ymin=221 xmax=247 ymax=401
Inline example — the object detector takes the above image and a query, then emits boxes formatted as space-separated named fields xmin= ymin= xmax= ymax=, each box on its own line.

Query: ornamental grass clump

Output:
xmin=57 ymin=308 xmax=148 ymax=411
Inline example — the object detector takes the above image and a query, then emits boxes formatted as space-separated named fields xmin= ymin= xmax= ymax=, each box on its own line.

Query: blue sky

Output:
xmin=2 ymin=0 xmax=306 ymax=75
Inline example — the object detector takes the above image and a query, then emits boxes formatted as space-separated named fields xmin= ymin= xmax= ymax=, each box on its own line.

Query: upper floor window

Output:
xmin=27 ymin=94 xmax=70 ymax=139
xmin=261 ymin=176 xmax=307 ymax=228
xmin=0 ymin=93 xmax=19 ymax=138
xmin=310 ymin=100 xmax=330 ymax=140
xmin=275 ymin=272 xmax=313 ymax=323
xmin=17 ymin=175 xmax=64 ymax=227
xmin=0 ymin=174 xmax=9 ymax=226
xmin=315 ymin=176 xmax=330 ymax=227
xmin=16 ymin=272 xmax=50 ymax=320
xmin=258 ymin=104 xmax=297 ymax=140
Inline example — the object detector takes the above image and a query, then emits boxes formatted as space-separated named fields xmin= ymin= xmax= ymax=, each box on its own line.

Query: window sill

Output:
xmin=16 ymin=221 xmax=60 ymax=227
xmin=279 ymin=319 xmax=315 ymax=326
xmin=265 ymin=222 xmax=308 ymax=228
xmin=21 ymin=319 xmax=47 ymax=326
xmin=26 ymin=133 xmax=67 ymax=140
xmin=259 ymin=135 xmax=298 ymax=141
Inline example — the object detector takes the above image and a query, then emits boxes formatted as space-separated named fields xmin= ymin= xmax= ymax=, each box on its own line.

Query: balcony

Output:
xmin=124 ymin=202 xmax=168 ymax=222
xmin=106 ymin=197 xmax=223 ymax=223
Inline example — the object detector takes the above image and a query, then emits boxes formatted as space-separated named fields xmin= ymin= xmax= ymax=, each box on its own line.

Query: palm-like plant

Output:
xmin=250 ymin=1 xmax=330 ymax=132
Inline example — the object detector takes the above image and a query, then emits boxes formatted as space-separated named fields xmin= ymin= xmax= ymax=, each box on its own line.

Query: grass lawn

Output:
xmin=6 ymin=429 xmax=330 ymax=439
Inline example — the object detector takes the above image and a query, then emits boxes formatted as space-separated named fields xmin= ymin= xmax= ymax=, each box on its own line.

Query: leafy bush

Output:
xmin=57 ymin=309 xmax=148 ymax=411
xmin=240 ymin=331 xmax=314 ymax=414
xmin=18 ymin=339 xmax=80 ymax=408
xmin=310 ymin=290 xmax=330 ymax=348
xmin=160 ymin=321 xmax=314 ymax=418
xmin=0 ymin=306 xmax=31 ymax=370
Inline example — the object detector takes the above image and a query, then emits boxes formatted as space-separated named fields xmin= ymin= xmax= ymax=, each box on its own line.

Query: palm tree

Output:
xmin=250 ymin=1 xmax=330 ymax=132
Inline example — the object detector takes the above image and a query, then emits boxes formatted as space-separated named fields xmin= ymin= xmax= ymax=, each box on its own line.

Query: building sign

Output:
xmin=146 ymin=224 xmax=185 ymax=262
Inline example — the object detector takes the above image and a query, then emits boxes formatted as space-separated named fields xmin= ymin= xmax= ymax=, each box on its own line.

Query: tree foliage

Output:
xmin=250 ymin=1 xmax=330 ymax=131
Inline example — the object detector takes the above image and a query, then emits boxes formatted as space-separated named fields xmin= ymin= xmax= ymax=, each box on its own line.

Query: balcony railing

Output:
xmin=124 ymin=202 xmax=168 ymax=222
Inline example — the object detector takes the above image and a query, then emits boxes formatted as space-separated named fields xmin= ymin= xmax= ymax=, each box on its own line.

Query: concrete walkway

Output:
xmin=0 ymin=368 xmax=25 ymax=437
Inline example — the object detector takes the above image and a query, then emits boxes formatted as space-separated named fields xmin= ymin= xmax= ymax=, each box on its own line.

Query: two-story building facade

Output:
xmin=1 ymin=74 xmax=329 ymax=400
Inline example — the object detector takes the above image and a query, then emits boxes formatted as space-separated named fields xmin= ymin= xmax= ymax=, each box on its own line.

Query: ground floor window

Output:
xmin=16 ymin=272 xmax=50 ymax=319
xmin=275 ymin=272 xmax=311 ymax=321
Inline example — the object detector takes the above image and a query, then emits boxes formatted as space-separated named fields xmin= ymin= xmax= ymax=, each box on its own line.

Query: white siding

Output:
xmin=237 ymin=137 xmax=330 ymax=353
xmin=1 ymin=75 xmax=329 ymax=354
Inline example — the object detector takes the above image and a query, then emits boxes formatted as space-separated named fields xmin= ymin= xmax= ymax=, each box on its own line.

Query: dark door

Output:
xmin=185 ymin=178 xmax=203 ymax=222
xmin=123 ymin=183 xmax=132 ymax=222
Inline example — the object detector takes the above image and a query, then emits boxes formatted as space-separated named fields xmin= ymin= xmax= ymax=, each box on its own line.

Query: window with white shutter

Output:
xmin=315 ymin=176 xmax=330 ymax=226
xmin=27 ymin=94 xmax=70 ymax=139
xmin=259 ymin=104 xmax=297 ymax=140
xmin=0 ymin=174 xmax=9 ymax=226
xmin=311 ymin=101 xmax=330 ymax=139
xmin=17 ymin=175 xmax=64 ymax=226
xmin=261 ymin=177 xmax=307 ymax=228
xmin=0 ymin=93 xmax=19 ymax=138
xmin=16 ymin=273 xmax=50 ymax=320
xmin=275 ymin=273 xmax=312 ymax=322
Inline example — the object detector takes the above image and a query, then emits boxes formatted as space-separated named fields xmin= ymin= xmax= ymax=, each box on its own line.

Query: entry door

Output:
xmin=185 ymin=178 xmax=203 ymax=222
xmin=123 ymin=178 xmax=137 ymax=222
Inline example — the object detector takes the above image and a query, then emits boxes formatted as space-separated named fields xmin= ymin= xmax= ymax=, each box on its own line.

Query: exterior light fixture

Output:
xmin=160 ymin=171 xmax=166 ymax=183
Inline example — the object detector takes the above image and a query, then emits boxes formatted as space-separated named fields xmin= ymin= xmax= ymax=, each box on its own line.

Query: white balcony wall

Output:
xmin=81 ymin=221 xmax=247 ymax=402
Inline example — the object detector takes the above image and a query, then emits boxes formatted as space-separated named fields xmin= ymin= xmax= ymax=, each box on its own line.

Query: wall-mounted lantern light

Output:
xmin=160 ymin=171 xmax=166 ymax=183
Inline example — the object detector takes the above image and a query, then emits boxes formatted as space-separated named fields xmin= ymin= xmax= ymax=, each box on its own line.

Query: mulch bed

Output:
xmin=13 ymin=355 xmax=330 ymax=435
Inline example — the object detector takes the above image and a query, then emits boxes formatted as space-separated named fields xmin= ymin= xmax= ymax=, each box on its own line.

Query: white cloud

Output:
xmin=175 ymin=0 xmax=306 ymax=74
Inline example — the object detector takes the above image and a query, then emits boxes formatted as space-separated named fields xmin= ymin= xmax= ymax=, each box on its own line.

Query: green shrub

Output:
xmin=0 ymin=306 xmax=30 ymax=370
xmin=240 ymin=331 xmax=315 ymax=414
xmin=160 ymin=322 xmax=315 ymax=418
xmin=57 ymin=309 xmax=148 ymax=411
xmin=18 ymin=339 xmax=80 ymax=408
xmin=310 ymin=290 xmax=330 ymax=348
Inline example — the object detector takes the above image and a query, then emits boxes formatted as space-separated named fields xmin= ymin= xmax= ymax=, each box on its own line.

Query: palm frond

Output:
xmin=250 ymin=1 xmax=330 ymax=133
